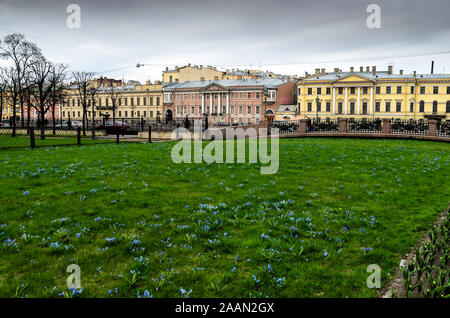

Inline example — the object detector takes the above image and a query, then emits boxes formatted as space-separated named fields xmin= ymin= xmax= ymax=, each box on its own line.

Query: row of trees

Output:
xmin=0 ymin=33 xmax=118 ymax=139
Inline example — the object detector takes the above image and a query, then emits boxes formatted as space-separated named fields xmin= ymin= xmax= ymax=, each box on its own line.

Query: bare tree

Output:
xmin=0 ymin=33 xmax=42 ymax=136
xmin=0 ymin=67 xmax=8 ymax=123
xmin=71 ymin=72 xmax=102 ymax=135
xmin=48 ymin=63 xmax=68 ymax=134
xmin=28 ymin=58 xmax=65 ymax=139
xmin=106 ymin=84 xmax=121 ymax=127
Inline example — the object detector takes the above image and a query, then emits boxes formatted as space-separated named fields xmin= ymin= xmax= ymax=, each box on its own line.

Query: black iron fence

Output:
xmin=0 ymin=127 xmax=119 ymax=150
xmin=269 ymin=120 xmax=300 ymax=135
xmin=390 ymin=119 xmax=428 ymax=135
xmin=348 ymin=118 xmax=382 ymax=133
xmin=437 ymin=121 xmax=450 ymax=137
xmin=307 ymin=118 xmax=339 ymax=133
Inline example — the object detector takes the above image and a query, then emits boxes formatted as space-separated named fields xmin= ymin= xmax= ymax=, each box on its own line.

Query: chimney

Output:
xmin=200 ymin=77 xmax=205 ymax=81
xmin=388 ymin=65 xmax=393 ymax=75
xmin=400 ymin=70 xmax=403 ymax=75
xmin=413 ymin=71 xmax=417 ymax=77
xmin=188 ymin=63 xmax=191 ymax=67
xmin=165 ymin=67 xmax=168 ymax=71
xmin=175 ymin=79 xmax=179 ymax=82
xmin=213 ymin=76 xmax=219 ymax=81
xmin=360 ymin=66 xmax=364 ymax=72
xmin=305 ymin=71 xmax=309 ymax=77
xmin=175 ymin=65 xmax=179 ymax=70
xmin=366 ymin=66 xmax=370 ymax=72
xmin=315 ymin=68 xmax=320 ymax=76
xmin=321 ymin=68 xmax=325 ymax=75
xmin=350 ymin=67 xmax=354 ymax=73
xmin=372 ymin=66 xmax=376 ymax=75
xmin=334 ymin=68 xmax=340 ymax=74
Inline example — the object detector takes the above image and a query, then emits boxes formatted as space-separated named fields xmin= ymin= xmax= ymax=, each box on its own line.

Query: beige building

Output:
xmin=162 ymin=64 xmax=224 ymax=83
xmin=62 ymin=79 xmax=164 ymax=121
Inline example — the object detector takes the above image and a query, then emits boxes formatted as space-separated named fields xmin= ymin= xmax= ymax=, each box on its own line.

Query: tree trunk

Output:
xmin=12 ymin=97 xmax=16 ymax=137
xmin=40 ymin=108 xmax=45 ymax=140
xmin=52 ymin=102 xmax=56 ymax=135
xmin=20 ymin=94 xmax=25 ymax=128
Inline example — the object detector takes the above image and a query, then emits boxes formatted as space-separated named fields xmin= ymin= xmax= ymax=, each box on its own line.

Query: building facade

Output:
xmin=162 ymin=64 xmax=224 ymax=83
xmin=62 ymin=81 xmax=164 ymax=121
xmin=162 ymin=78 xmax=295 ymax=125
xmin=297 ymin=66 xmax=450 ymax=121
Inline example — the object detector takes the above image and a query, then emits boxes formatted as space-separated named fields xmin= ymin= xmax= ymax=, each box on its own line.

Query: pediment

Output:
xmin=200 ymin=83 xmax=227 ymax=91
xmin=333 ymin=74 xmax=375 ymax=83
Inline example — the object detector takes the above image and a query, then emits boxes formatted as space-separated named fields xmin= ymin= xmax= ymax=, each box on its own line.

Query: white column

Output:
xmin=218 ymin=93 xmax=221 ymax=114
xmin=357 ymin=87 xmax=361 ymax=114
xmin=370 ymin=87 xmax=374 ymax=114
xmin=332 ymin=87 xmax=336 ymax=114
xmin=226 ymin=93 xmax=230 ymax=114
xmin=201 ymin=94 xmax=205 ymax=115
xmin=344 ymin=87 xmax=348 ymax=115
xmin=209 ymin=94 xmax=212 ymax=114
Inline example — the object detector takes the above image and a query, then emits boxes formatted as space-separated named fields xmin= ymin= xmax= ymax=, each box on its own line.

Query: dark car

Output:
xmin=95 ymin=120 xmax=130 ymax=134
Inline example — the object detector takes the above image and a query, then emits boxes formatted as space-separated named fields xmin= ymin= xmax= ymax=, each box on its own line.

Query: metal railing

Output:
xmin=390 ymin=120 xmax=428 ymax=135
xmin=348 ymin=118 xmax=382 ymax=133
xmin=307 ymin=118 xmax=339 ymax=133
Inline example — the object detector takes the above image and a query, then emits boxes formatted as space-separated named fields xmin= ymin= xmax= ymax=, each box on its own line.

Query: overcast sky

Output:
xmin=1 ymin=0 xmax=450 ymax=82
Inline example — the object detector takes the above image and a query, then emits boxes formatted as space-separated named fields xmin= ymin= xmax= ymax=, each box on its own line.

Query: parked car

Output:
xmin=0 ymin=120 xmax=10 ymax=128
xmin=67 ymin=120 xmax=83 ymax=128
xmin=56 ymin=120 xmax=69 ymax=128
xmin=95 ymin=120 xmax=130 ymax=129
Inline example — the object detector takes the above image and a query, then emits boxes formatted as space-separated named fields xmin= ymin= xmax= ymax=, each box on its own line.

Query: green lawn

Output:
xmin=0 ymin=138 xmax=449 ymax=298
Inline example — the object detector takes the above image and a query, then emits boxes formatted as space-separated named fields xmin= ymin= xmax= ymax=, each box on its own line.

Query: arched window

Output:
xmin=419 ymin=101 xmax=425 ymax=112
xmin=432 ymin=101 xmax=438 ymax=114
xmin=446 ymin=101 xmax=450 ymax=113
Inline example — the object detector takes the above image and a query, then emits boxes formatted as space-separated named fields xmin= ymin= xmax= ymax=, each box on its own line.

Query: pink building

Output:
xmin=163 ymin=78 xmax=294 ymax=125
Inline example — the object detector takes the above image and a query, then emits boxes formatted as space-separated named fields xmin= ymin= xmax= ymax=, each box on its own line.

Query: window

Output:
xmin=386 ymin=86 xmax=391 ymax=94
xmin=239 ymin=92 xmax=243 ymax=99
xmin=363 ymin=87 xmax=368 ymax=94
xmin=419 ymin=101 xmax=425 ymax=112
xmin=375 ymin=87 xmax=380 ymax=94
xmin=247 ymin=92 xmax=251 ymax=99
xmin=239 ymin=105 xmax=243 ymax=114
xmin=125 ymin=111 xmax=128 ymax=117
xmin=338 ymin=87 xmax=343 ymax=94
xmin=176 ymin=94 xmax=180 ymax=100
xmin=396 ymin=102 xmax=401 ymax=112
xmin=308 ymin=88 xmax=313 ymax=95
xmin=326 ymin=87 xmax=331 ymax=95
xmin=420 ymin=87 xmax=425 ymax=94
xmin=156 ymin=97 xmax=160 ymax=105
xmin=183 ymin=94 xmax=188 ymax=100
xmin=410 ymin=102 xmax=414 ymax=113
xmin=191 ymin=93 xmax=195 ymax=99
xmin=446 ymin=101 xmax=450 ymax=113
xmin=256 ymin=92 xmax=261 ymax=99
xmin=150 ymin=97 xmax=154 ymax=105
xmin=349 ymin=102 xmax=355 ymax=114
xmin=447 ymin=87 xmax=450 ymax=94
xmin=397 ymin=86 xmax=402 ymax=94
xmin=247 ymin=106 xmax=251 ymax=114
xmin=362 ymin=102 xmax=368 ymax=114
xmin=385 ymin=102 xmax=391 ymax=112
xmin=410 ymin=86 xmax=414 ymax=94
xmin=307 ymin=102 xmax=312 ymax=112
xmin=256 ymin=106 xmax=260 ymax=114
xmin=191 ymin=106 xmax=195 ymax=114
xmin=317 ymin=88 xmax=322 ymax=95
xmin=143 ymin=97 xmax=146 ymax=106
xmin=326 ymin=102 xmax=331 ymax=112
xmin=176 ymin=106 xmax=180 ymax=114
xmin=433 ymin=86 xmax=439 ymax=94
xmin=137 ymin=97 xmax=140 ymax=106
xmin=124 ymin=98 xmax=128 ymax=106
xmin=350 ymin=87 xmax=355 ymax=94
xmin=131 ymin=98 xmax=134 ymax=106
xmin=433 ymin=101 xmax=438 ymax=114
xmin=144 ymin=111 xmax=147 ymax=117
xmin=337 ymin=102 xmax=343 ymax=114
xmin=230 ymin=106 xmax=234 ymax=114
xmin=183 ymin=106 xmax=187 ymax=114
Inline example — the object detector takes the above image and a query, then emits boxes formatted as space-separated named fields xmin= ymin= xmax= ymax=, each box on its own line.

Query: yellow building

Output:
xmin=162 ymin=64 xmax=224 ymax=83
xmin=62 ymin=80 xmax=164 ymax=121
xmin=296 ymin=66 xmax=450 ymax=121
